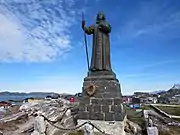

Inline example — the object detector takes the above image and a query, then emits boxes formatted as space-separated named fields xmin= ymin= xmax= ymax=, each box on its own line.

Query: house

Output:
xmin=132 ymin=97 xmax=141 ymax=103
xmin=122 ymin=96 xmax=131 ymax=104
xmin=75 ymin=93 xmax=82 ymax=98
xmin=169 ymin=98 xmax=180 ymax=104
xmin=0 ymin=101 xmax=11 ymax=108
xmin=157 ymin=97 xmax=170 ymax=104
xmin=169 ymin=94 xmax=180 ymax=104
xmin=129 ymin=97 xmax=141 ymax=109
xmin=132 ymin=92 xmax=158 ymax=104
xmin=45 ymin=95 xmax=52 ymax=99
xmin=45 ymin=94 xmax=60 ymax=99
xmin=145 ymin=97 xmax=158 ymax=104
xmin=133 ymin=92 xmax=150 ymax=98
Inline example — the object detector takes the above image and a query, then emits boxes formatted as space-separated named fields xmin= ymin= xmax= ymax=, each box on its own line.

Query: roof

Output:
xmin=0 ymin=101 xmax=11 ymax=106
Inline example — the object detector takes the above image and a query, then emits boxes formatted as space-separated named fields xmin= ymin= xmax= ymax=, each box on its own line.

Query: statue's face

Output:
xmin=97 ymin=12 xmax=105 ymax=21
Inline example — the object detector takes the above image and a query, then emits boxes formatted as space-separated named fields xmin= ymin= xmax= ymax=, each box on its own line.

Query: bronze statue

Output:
xmin=82 ymin=12 xmax=112 ymax=72
xmin=79 ymin=12 xmax=125 ymax=124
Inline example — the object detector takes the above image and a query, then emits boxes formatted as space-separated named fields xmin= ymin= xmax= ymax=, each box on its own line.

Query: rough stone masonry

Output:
xmin=79 ymin=76 xmax=125 ymax=121
xmin=78 ymin=11 xmax=125 ymax=131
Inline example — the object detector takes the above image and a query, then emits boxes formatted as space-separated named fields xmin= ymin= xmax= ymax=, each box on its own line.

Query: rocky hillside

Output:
xmin=159 ymin=84 xmax=180 ymax=97
xmin=0 ymin=99 xmax=143 ymax=135
xmin=0 ymin=98 xmax=79 ymax=135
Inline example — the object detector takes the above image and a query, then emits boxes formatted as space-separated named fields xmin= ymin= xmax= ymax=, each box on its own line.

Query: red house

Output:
xmin=0 ymin=101 xmax=12 ymax=108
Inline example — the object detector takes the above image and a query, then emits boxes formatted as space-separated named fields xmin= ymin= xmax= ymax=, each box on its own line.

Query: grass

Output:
xmin=69 ymin=130 xmax=84 ymax=135
xmin=169 ymin=126 xmax=180 ymax=135
xmin=142 ymin=105 xmax=152 ymax=110
xmin=153 ymin=106 xmax=180 ymax=135
xmin=124 ymin=105 xmax=148 ymax=135
xmin=159 ymin=130 xmax=172 ymax=135
xmin=156 ymin=106 xmax=180 ymax=116
xmin=125 ymin=105 xmax=180 ymax=135
xmin=158 ymin=126 xmax=180 ymax=135
xmin=125 ymin=105 xmax=145 ymax=127
xmin=161 ymin=126 xmax=180 ymax=135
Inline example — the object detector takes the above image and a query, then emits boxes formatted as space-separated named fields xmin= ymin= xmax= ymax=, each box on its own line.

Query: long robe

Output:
xmin=84 ymin=21 xmax=112 ymax=71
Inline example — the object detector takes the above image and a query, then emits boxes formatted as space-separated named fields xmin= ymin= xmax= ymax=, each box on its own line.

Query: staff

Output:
xmin=82 ymin=12 xmax=90 ymax=71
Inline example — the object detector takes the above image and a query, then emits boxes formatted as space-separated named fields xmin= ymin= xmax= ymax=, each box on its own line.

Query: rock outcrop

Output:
xmin=0 ymin=98 xmax=78 ymax=135
xmin=124 ymin=119 xmax=142 ymax=135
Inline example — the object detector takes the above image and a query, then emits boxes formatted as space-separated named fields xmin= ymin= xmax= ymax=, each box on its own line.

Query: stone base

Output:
xmin=78 ymin=119 xmax=126 ymax=135
xmin=82 ymin=75 xmax=122 ymax=99
xmin=78 ymin=99 xmax=125 ymax=121
xmin=78 ymin=74 xmax=125 ymax=121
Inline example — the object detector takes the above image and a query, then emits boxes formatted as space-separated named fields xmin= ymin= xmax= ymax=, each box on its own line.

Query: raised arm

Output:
xmin=83 ymin=26 xmax=94 ymax=35
xmin=82 ymin=20 xmax=94 ymax=35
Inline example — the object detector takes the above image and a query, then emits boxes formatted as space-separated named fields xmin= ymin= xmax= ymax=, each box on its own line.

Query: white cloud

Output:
xmin=0 ymin=0 xmax=84 ymax=63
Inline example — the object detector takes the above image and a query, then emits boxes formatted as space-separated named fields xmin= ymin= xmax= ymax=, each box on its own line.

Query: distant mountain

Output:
xmin=132 ymin=84 xmax=180 ymax=98
xmin=149 ymin=90 xmax=166 ymax=94
xmin=158 ymin=84 xmax=180 ymax=97
xmin=0 ymin=91 xmax=62 ymax=101
xmin=0 ymin=91 xmax=54 ymax=95
xmin=0 ymin=91 xmax=26 ymax=96
xmin=171 ymin=84 xmax=180 ymax=90
xmin=0 ymin=91 xmax=58 ymax=96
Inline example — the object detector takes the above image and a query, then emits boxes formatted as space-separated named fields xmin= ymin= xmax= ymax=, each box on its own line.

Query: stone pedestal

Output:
xmin=78 ymin=71 xmax=125 ymax=121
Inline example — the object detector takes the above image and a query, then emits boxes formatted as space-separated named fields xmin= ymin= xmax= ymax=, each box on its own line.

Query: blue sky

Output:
xmin=0 ymin=0 xmax=180 ymax=95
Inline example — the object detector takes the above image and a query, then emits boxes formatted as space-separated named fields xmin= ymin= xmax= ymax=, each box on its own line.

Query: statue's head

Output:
xmin=96 ymin=12 xmax=106 ymax=23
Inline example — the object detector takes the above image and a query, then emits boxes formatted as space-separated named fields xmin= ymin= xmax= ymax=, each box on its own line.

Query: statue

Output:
xmin=82 ymin=12 xmax=112 ymax=72
xmin=79 ymin=12 xmax=125 ymax=127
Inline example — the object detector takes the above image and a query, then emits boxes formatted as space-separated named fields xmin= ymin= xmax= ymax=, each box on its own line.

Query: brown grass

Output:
xmin=69 ymin=130 xmax=84 ymax=135
xmin=157 ymin=106 xmax=180 ymax=116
